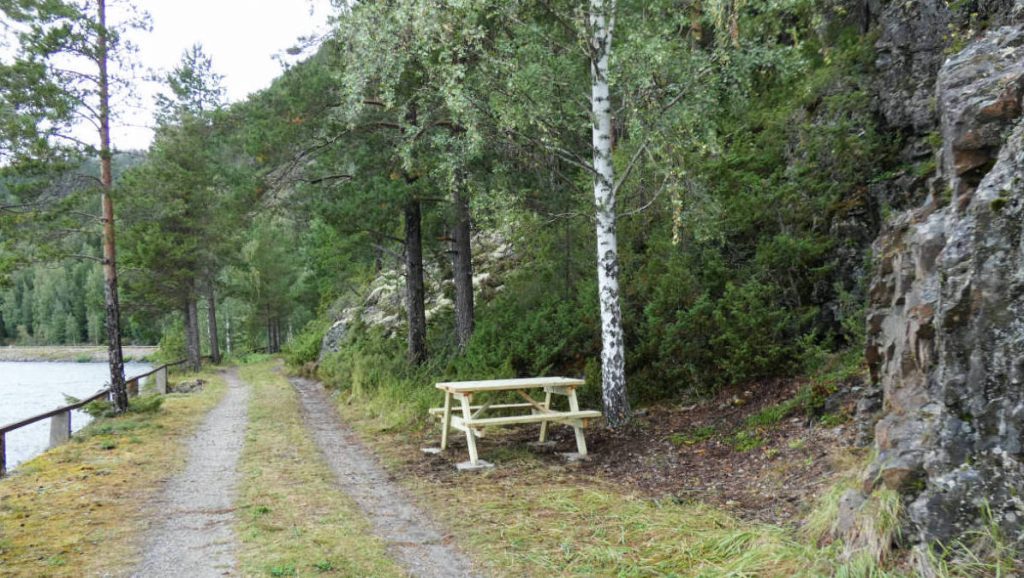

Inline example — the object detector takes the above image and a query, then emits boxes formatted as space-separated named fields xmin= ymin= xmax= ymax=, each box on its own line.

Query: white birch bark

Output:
xmin=590 ymin=0 xmax=630 ymax=427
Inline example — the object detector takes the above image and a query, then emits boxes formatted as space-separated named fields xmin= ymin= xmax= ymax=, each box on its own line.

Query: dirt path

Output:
xmin=133 ymin=369 xmax=250 ymax=577
xmin=288 ymin=376 xmax=478 ymax=578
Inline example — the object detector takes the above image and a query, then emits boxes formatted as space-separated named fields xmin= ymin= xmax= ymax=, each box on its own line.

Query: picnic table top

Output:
xmin=435 ymin=376 xmax=585 ymax=393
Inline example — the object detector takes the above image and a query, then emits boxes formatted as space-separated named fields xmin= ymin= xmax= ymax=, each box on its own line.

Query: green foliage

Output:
xmin=154 ymin=44 xmax=225 ymax=124
xmin=743 ymin=383 xmax=825 ymax=430
xmin=318 ymin=327 xmax=443 ymax=428
xmin=820 ymin=413 xmax=848 ymax=427
xmin=237 ymin=352 xmax=273 ymax=365
xmin=456 ymin=275 xmax=598 ymax=381
xmin=746 ymin=401 xmax=798 ymax=429
xmin=313 ymin=561 xmax=334 ymax=572
xmin=669 ymin=425 xmax=717 ymax=447
xmin=728 ymin=430 xmax=766 ymax=452
xmin=268 ymin=564 xmax=297 ymax=577
xmin=128 ymin=394 xmax=165 ymax=414
xmin=282 ymin=319 xmax=329 ymax=367
xmin=155 ymin=321 xmax=186 ymax=363
xmin=72 ymin=393 xmax=164 ymax=419
xmin=0 ymin=154 xmax=156 ymax=346
xmin=5 ymin=1 xmax=896 ymax=424
xmin=0 ymin=251 xmax=99 ymax=345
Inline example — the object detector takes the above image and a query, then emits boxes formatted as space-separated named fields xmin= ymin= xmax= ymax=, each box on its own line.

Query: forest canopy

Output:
xmin=1 ymin=0 xmax=889 ymax=404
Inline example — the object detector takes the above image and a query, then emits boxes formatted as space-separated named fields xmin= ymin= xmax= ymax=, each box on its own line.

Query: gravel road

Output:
xmin=289 ymin=375 xmax=478 ymax=578
xmin=133 ymin=368 xmax=250 ymax=577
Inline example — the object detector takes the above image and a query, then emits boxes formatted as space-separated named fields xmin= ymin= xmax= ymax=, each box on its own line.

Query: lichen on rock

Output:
xmin=317 ymin=232 xmax=516 ymax=361
xmin=861 ymin=24 xmax=1024 ymax=546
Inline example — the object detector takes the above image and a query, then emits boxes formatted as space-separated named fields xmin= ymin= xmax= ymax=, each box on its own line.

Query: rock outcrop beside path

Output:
xmin=862 ymin=23 xmax=1024 ymax=545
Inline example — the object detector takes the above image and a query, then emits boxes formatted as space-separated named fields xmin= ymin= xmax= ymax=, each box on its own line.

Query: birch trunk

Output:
xmin=451 ymin=179 xmax=475 ymax=351
xmin=96 ymin=0 xmax=127 ymax=412
xmin=590 ymin=0 xmax=630 ymax=428
xmin=404 ymin=199 xmax=427 ymax=364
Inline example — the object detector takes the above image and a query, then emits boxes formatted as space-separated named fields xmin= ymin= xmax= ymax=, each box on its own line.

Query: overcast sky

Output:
xmin=112 ymin=0 xmax=336 ymax=150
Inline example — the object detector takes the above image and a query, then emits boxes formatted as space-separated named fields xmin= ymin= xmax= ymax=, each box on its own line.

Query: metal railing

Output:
xmin=0 ymin=358 xmax=187 ymax=478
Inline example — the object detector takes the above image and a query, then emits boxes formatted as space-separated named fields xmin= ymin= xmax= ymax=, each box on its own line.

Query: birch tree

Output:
xmin=588 ymin=0 xmax=629 ymax=426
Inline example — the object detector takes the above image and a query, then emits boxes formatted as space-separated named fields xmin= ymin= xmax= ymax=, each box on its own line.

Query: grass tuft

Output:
xmin=917 ymin=501 xmax=1024 ymax=577
xmin=668 ymin=425 xmax=716 ymax=446
xmin=235 ymin=361 xmax=404 ymax=577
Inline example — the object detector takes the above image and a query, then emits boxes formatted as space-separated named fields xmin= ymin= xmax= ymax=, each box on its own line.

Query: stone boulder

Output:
xmin=862 ymin=25 xmax=1024 ymax=545
xmin=169 ymin=379 xmax=205 ymax=394
xmin=318 ymin=231 xmax=517 ymax=360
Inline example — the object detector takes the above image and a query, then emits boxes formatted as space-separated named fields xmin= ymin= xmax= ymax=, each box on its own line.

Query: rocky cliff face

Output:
xmin=868 ymin=0 xmax=1024 ymax=207
xmin=862 ymin=16 xmax=1024 ymax=546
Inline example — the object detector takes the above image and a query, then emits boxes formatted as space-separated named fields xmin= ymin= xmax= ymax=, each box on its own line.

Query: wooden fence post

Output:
xmin=127 ymin=378 xmax=139 ymax=398
xmin=156 ymin=367 xmax=168 ymax=394
xmin=49 ymin=410 xmax=71 ymax=448
xmin=1 ymin=432 xmax=6 ymax=478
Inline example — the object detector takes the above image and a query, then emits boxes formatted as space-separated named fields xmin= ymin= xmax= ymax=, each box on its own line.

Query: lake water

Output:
xmin=0 ymin=361 xmax=152 ymax=470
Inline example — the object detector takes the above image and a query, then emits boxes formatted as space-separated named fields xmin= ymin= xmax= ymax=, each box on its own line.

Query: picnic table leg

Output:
xmin=458 ymin=394 xmax=480 ymax=465
xmin=538 ymin=391 xmax=553 ymax=443
xmin=440 ymin=391 xmax=452 ymax=450
xmin=567 ymin=388 xmax=588 ymax=456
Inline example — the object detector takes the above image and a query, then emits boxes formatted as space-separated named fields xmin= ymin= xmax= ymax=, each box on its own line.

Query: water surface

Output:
xmin=0 ymin=361 xmax=152 ymax=470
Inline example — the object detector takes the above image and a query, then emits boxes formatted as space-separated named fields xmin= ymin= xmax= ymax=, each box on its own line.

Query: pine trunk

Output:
xmin=185 ymin=298 xmax=201 ymax=372
xmin=266 ymin=314 xmax=275 ymax=353
xmin=590 ymin=0 xmax=630 ymax=428
xmin=451 ymin=180 xmax=475 ymax=351
xmin=404 ymin=199 xmax=427 ymax=364
xmin=96 ymin=0 xmax=127 ymax=412
xmin=207 ymin=285 xmax=220 ymax=364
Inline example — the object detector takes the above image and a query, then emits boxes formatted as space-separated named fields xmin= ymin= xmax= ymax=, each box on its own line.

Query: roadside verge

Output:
xmin=0 ymin=370 xmax=226 ymax=577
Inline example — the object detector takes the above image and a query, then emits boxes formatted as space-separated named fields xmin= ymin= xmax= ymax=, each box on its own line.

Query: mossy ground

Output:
xmin=0 ymin=368 xmax=225 ymax=577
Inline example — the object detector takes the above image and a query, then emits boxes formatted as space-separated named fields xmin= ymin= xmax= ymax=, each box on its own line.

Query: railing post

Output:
xmin=49 ymin=410 xmax=71 ymax=449
xmin=1 ymin=431 xmax=7 ymax=478
xmin=156 ymin=366 xmax=168 ymax=394
xmin=127 ymin=378 xmax=139 ymax=398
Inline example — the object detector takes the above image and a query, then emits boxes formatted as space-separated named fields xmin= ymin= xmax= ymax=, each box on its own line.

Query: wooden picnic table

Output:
xmin=431 ymin=377 xmax=602 ymax=467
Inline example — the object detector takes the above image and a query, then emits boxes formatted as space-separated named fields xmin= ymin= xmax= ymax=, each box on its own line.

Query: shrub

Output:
xmin=283 ymin=319 xmax=329 ymax=368
xmin=154 ymin=320 xmax=186 ymax=364
xmin=71 ymin=393 xmax=164 ymax=418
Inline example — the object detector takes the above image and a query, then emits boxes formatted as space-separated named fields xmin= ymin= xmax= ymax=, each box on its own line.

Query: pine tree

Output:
xmin=0 ymin=0 xmax=146 ymax=411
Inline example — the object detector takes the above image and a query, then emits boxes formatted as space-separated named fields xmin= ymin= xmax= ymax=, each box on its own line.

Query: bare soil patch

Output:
xmin=394 ymin=376 xmax=863 ymax=526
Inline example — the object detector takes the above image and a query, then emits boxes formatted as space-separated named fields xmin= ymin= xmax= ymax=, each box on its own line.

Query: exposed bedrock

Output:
xmin=862 ymin=24 xmax=1024 ymax=545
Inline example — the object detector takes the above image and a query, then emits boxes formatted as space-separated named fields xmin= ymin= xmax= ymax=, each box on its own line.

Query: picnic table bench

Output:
xmin=430 ymin=377 xmax=602 ymax=467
